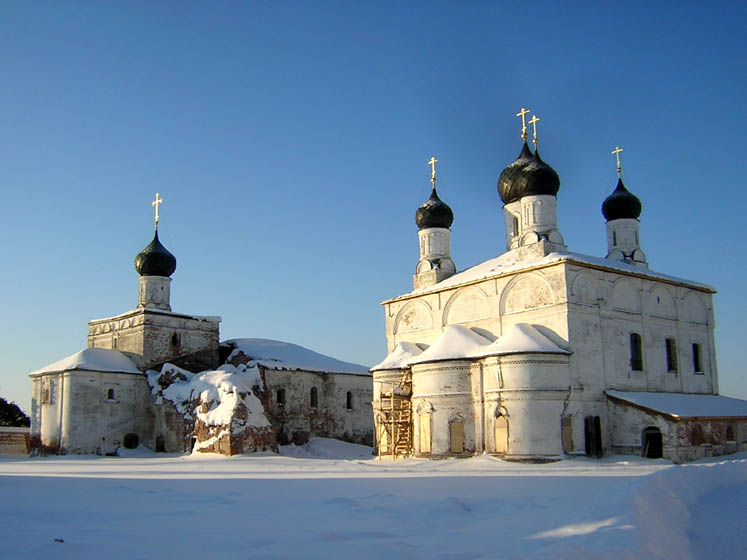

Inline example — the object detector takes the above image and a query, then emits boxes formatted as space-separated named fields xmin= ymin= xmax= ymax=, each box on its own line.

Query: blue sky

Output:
xmin=1 ymin=1 xmax=746 ymax=411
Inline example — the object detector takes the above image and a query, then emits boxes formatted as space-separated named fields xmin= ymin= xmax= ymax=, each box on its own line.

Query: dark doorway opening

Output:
xmin=156 ymin=435 xmax=165 ymax=452
xmin=584 ymin=416 xmax=603 ymax=458
xmin=123 ymin=433 xmax=139 ymax=449
xmin=642 ymin=427 xmax=663 ymax=458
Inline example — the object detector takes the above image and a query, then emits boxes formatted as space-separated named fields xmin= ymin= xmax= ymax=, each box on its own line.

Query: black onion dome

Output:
xmin=602 ymin=178 xmax=642 ymax=221
xmin=498 ymin=141 xmax=534 ymax=205
xmin=515 ymin=148 xmax=560 ymax=199
xmin=134 ymin=230 xmax=177 ymax=277
xmin=415 ymin=187 xmax=454 ymax=229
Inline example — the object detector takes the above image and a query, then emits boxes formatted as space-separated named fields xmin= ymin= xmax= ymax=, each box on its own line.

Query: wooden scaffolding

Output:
xmin=374 ymin=369 xmax=413 ymax=459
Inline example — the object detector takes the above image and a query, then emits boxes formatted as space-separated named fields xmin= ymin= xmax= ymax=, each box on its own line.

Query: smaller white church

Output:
xmin=29 ymin=196 xmax=373 ymax=456
xmin=372 ymin=111 xmax=747 ymax=463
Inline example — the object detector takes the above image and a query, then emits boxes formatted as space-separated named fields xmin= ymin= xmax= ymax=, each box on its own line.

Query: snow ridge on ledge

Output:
xmin=30 ymin=348 xmax=141 ymax=375
xmin=224 ymin=338 xmax=371 ymax=376
xmin=391 ymin=250 xmax=714 ymax=300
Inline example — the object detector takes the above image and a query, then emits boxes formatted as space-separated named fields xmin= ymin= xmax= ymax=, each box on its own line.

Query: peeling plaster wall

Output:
xmin=87 ymin=309 xmax=220 ymax=370
xmin=261 ymin=367 xmax=373 ymax=446
xmin=608 ymin=400 xmax=747 ymax=463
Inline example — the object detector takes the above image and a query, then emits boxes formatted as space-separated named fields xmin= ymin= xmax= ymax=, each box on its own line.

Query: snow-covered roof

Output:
xmin=370 ymin=341 xmax=428 ymax=371
xmin=89 ymin=308 xmax=221 ymax=324
xmin=374 ymin=324 xmax=569 ymax=369
xmin=407 ymin=325 xmax=492 ymax=366
xmin=606 ymin=390 xmax=747 ymax=419
xmin=470 ymin=323 xmax=571 ymax=358
xmin=151 ymin=364 xmax=270 ymax=428
xmin=387 ymin=250 xmax=714 ymax=302
xmin=224 ymin=338 xmax=370 ymax=376
xmin=29 ymin=348 xmax=141 ymax=376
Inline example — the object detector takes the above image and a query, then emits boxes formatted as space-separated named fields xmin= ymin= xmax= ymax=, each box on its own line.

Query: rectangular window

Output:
xmin=276 ymin=388 xmax=286 ymax=406
xmin=666 ymin=338 xmax=678 ymax=372
xmin=692 ymin=343 xmax=703 ymax=373
xmin=630 ymin=333 xmax=643 ymax=371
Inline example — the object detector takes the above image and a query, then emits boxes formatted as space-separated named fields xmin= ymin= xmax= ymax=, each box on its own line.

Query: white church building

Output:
xmin=372 ymin=113 xmax=747 ymax=463
xmin=28 ymin=197 xmax=373 ymax=456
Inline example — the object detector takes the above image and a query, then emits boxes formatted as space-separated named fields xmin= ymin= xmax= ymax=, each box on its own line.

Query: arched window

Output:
xmin=310 ymin=387 xmax=318 ymax=409
xmin=107 ymin=388 xmax=115 ymax=400
xmin=276 ymin=388 xmax=286 ymax=406
xmin=171 ymin=332 xmax=180 ymax=347
xmin=630 ymin=333 xmax=643 ymax=371
xmin=346 ymin=391 xmax=353 ymax=410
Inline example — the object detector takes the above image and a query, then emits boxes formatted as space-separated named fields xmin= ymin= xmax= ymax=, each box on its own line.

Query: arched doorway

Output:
xmin=641 ymin=427 xmax=663 ymax=458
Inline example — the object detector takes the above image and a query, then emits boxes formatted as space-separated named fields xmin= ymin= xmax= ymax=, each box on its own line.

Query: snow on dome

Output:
xmin=224 ymin=338 xmax=370 ymax=376
xmin=30 ymin=348 xmax=141 ymax=375
xmin=470 ymin=323 xmax=571 ymax=358
xmin=407 ymin=325 xmax=492 ymax=365
xmin=370 ymin=341 xmax=428 ymax=371
xmin=606 ymin=391 xmax=747 ymax=419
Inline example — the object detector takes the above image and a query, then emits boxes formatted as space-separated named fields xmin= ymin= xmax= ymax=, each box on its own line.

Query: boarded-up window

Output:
xmin=379 ymin=426 xmax=388 ymax=454
xmin=495 ymin=416 xmax=508 ymax=454
xmin=691 ymin=424 xmax=705 ymax=446
xmin=561 ymin=415 xmax=573 ymax=453
xmin=450 ymin=421 xmax=464 ymax=454
xmin=419 ymin=414 xmax=431 ymax=454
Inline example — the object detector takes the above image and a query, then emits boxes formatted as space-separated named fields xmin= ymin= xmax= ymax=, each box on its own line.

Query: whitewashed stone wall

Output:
xmin=381 ymin=257 xmax=718 ymax=459
xmin=30 ymin=370 xmax=153 ymax=455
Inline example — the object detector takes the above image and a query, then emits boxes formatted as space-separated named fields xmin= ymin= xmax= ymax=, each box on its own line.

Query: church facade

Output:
xmin=29 ymin=198 xmax=373 ymax=456
xmin=372 ymin=114 xmax=747 ymax=463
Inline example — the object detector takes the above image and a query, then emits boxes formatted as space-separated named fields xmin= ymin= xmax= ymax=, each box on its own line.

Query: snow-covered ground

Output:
xmin=0 ymin=440 xmax=745 ymax=559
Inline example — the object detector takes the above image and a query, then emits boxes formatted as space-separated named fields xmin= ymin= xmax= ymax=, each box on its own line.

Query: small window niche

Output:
xmin=630 ymin=333 xmax=643 ymax=371
xmin=692 ymin=343 xmax=704 ymax=374
xmin=106 ymin=388 xmax=115 ymax=401
xmin=310 ymin=387 xmax=318 ymax=409
xmin=665 ymin=338 xmax=678 ymax=373
xmin=276 ymin=388 xmax=286 ymax=406
xmin=346 ymin=391 xmax=353 ymax=410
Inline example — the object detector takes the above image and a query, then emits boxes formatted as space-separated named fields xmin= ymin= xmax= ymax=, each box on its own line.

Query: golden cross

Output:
xmin=516 ymin=107 xmax=531 ymax=140
xmin=611 ymin=146 xmax=623 ymax=177
xmin=528 ymin=115 xmax=541 ymax=146
xmin=152 ymin=192 xmax=163 ymax=229
xmin=428 ymin=156 xmax=438 ymax=187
